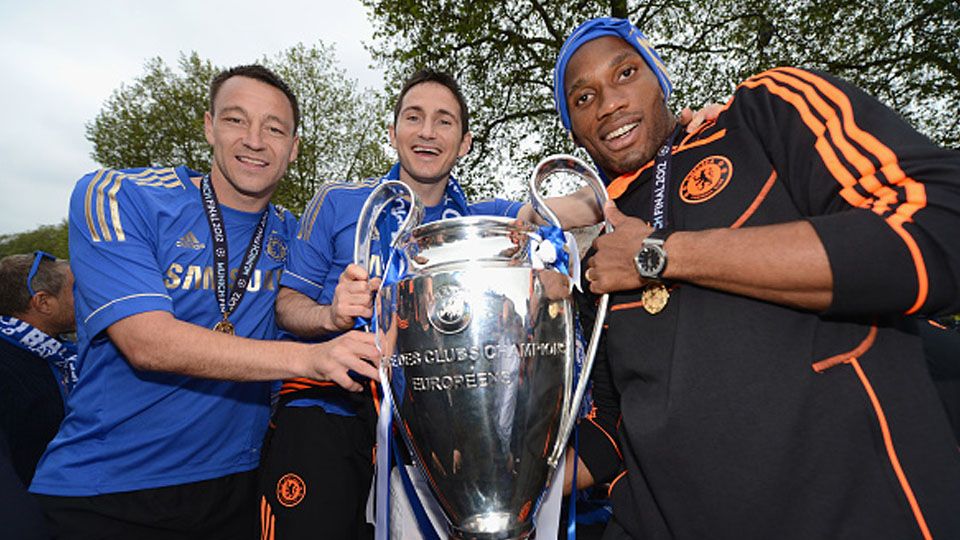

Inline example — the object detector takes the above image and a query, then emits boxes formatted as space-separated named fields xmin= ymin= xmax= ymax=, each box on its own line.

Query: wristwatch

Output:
xmin=634 ymin=229 xmax=672 ymax=280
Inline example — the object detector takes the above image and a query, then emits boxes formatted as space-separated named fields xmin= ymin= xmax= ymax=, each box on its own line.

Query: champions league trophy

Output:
xmin=355 ymin=156 xmax=611 ymax=539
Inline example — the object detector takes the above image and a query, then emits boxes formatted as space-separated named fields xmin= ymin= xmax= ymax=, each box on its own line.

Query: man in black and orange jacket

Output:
xmin=554 ymin=16 xmax=960 ymax=540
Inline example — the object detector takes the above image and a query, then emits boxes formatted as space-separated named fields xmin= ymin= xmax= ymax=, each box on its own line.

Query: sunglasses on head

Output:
xmin=26 ymin=251 xmax=57 ymax=297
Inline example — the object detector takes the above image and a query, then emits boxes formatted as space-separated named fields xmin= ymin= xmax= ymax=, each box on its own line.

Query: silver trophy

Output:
xmin=355 ymin=156 xmax=611 ymax=539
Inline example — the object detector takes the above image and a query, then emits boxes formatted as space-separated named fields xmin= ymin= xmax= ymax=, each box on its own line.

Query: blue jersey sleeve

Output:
xmin=469 ymin=198 xmax=523 ymax=218
xmin=281 ymin=186 xmax=337 ymax=302
xmin=69 ymin=169 xmax=175 ymax=339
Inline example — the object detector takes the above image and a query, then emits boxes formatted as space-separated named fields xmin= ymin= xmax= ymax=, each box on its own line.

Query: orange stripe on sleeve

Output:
xmin=744 ymin=68 xmax=930 ymax=312
xmin=741 ymin=77 xmax=869 ymax=207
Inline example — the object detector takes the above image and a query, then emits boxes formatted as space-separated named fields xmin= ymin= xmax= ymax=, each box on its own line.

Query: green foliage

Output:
xmin=87 ymin=53 xmax=215 ymax=173
xmin=362 ymin=0 xmax=960 ymax=198
xmin=0 ymin=221 xmax=69 ymax=259
xmin=85 ymin=44 xmax=390 ymax=216
xmin=263 ymin=43 xmax=392 ymax=212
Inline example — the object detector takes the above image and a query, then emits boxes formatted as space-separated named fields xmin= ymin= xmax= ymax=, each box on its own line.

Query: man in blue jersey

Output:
xmin=257 ymin=69 xmax=527 ymax=540
xmin=30 ymin=65 xmax=380 ymax=540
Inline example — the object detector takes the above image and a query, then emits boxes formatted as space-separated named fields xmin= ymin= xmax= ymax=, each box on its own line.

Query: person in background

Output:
xmin=0 ymin=251 xmax=77 ymax=540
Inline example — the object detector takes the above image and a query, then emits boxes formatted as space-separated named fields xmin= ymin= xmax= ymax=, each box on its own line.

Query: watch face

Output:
xmin=638 ymin=246 xmax=665 ymax=277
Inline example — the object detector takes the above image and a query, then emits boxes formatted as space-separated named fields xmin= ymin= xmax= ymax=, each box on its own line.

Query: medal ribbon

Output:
xmin=650 ymin=124 xmax=681 ymax=230
xmin=199 ymin=175 xmax=269 ymax=328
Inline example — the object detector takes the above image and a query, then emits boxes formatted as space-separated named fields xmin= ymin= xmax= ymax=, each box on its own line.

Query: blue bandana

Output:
xmin=553 ymin=17 xmax=673 ymax=131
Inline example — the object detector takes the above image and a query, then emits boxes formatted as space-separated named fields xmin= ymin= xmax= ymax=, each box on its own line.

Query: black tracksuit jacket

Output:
xmin=582 ymin=67 xmax=960 ymax=540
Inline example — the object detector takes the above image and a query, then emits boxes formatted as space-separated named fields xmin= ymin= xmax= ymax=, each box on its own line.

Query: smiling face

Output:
xmin=564 ymin=36 xmax=674 ymax=179
xmin=389 ymin=81 xmax=472 ymax=188
xmin=204 ymin=76 xmax=299 ymax=212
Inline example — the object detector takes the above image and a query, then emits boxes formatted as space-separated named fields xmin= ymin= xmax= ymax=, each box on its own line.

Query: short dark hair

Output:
xmin=0 ymin=254 xmax=69 ymax=316
xmin=393 ymin=69 xmax=470 ymax=136
xmin=209 ymin=64 xmax=300 ymax=132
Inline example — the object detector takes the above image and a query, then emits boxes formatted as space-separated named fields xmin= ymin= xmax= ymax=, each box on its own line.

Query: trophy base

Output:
xmin=450 ymin=513 xmax=533 ymax=540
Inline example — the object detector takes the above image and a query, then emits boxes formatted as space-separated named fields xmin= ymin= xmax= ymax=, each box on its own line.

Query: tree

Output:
xmin=87 ymin=53 xmax=215 ymax=174
xmin=0 ymin=221 xmax=69 ymax=260
xmin=362 ymin=0 xmax=960 ymax=199
xmin=86 ymin=44 xmax=391 ymax=215
xmin=265 ymin=43 xmax=392 ymax=211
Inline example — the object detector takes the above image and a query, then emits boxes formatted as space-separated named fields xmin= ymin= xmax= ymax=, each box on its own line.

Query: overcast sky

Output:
xmin=0 ymin=0 xmax=383 ymax=235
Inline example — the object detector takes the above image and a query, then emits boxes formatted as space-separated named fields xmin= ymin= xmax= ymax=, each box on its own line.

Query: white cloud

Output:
xmin=0 ymin=0 xmax=382 ymax=234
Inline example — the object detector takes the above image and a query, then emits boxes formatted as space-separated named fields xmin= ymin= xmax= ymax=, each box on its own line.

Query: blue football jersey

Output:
xmin=30 ymin=166 xmax=298 ymax=496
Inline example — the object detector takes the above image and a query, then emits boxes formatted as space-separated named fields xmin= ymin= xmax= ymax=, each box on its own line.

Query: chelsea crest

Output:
xmin=265 ymin=233 xmax=288 ymax=263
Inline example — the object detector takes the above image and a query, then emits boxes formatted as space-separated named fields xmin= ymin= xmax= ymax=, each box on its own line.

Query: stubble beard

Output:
xmin=211 ymin=154 xmax=283 ymax=203
xmin=604 ymin=110 xmax=676 ymax=179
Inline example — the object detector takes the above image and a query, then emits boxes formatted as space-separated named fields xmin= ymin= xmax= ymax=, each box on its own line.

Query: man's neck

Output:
xmin=202 ymin=168 xmax=272 ymax=213
xmin=397 ymin=169 xmax=450 ymax=207
xmin=15 ymin=312 xmax=58 ymax=338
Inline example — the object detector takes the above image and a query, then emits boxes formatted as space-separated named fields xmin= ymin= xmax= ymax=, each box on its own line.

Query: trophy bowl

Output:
xmin=377 ymin=216 xmax=575 ymax=539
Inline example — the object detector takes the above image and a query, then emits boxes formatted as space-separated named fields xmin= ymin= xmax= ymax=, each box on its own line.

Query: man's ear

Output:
xmin=288 ymin=136 xmax=300 ymax=163
xmin=388 ymin=125 xmax=397 ymax=149
xmin=458 ymin=131 xmax=473 ymax=157
xmin=30 ymin=291 xmax=55 ymax=316
xmin=204 ymin=111 xmax=215 ymax=146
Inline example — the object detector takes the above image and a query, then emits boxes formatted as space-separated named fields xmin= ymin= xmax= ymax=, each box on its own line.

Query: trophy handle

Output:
xmin=527 ymin=155 xmax=613 ymax=468
xmin=528 ymin=154 xmax=610 ymax=230
xmin=352 ymin=180 xmax=424 ymax=273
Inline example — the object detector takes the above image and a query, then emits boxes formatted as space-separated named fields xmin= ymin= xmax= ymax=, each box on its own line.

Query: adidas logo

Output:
xmin=175 ymin=231 xmax=205 ymax=250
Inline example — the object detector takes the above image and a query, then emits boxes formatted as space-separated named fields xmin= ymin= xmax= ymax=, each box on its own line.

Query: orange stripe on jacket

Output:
xmin=850 ymin=359 xmax=933 ymax=540
xmin=812 ymin=324 xmax=877 ymax=373
xmin=730 ymin=170 xmax=778 ymax=229
xmin=606 ymin=129 xmax=727 ymax=200
xmin=586 ymin=416 xmax=623 ymax=460
xmin=607 ymin=469 xmax=627 ymax=498
xmin=260 ymin=496 xmax=276 ymax=540
xmin=761 ymin=71 xmax=901 ymax=205
xmin=741 ymin=77 xmax=869 ymax=208
xmin=744 ymin=68 xmax=929 ymax=313
xmin=810 ymin=326 xmax=931 ymax=538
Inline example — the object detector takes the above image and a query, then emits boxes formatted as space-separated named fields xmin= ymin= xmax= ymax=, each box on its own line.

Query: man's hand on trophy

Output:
xmin=309 ymin=331 xmax=380 ymax=392
xmin=586 ymin=201 xmax=652 ymax=294
xmin=330 ymin=263 xmax=382 ymax=331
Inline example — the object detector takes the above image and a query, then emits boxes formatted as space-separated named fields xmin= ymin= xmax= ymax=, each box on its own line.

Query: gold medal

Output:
xmin=213 ymin=319 xmax=235 ymax=335
xmin=641 ymin=283 xmax=670 ymax=315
